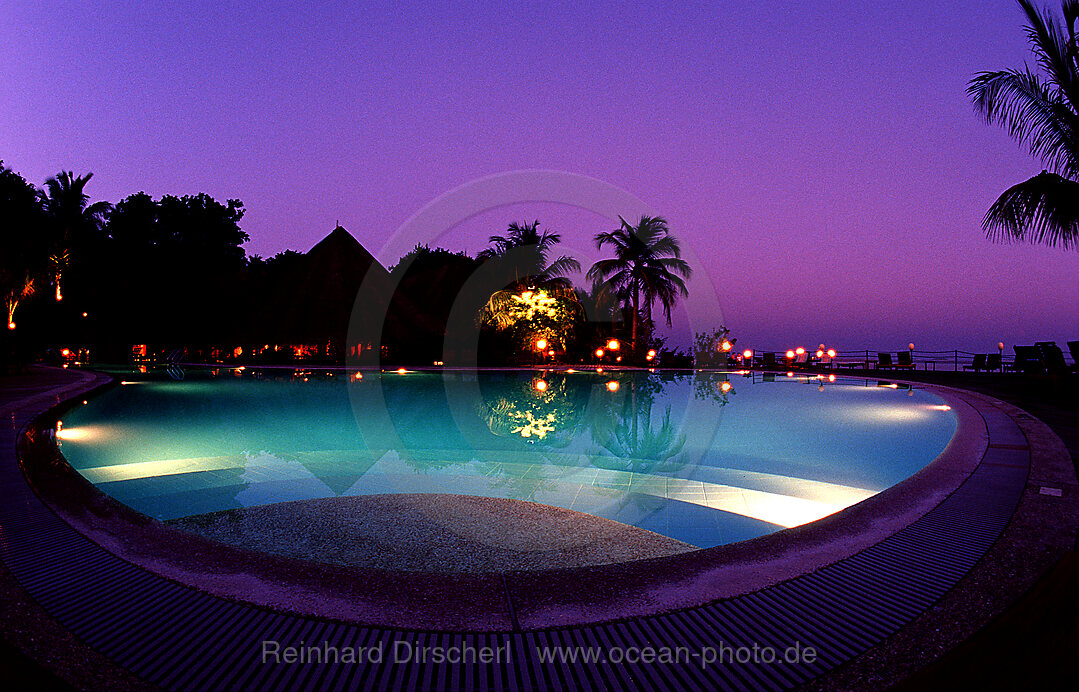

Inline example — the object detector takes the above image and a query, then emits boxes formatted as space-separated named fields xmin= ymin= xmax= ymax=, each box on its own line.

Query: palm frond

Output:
xmin=1019 ymin=0 xmax=1079 ymax=112
xmin=585 ymin=257 xmax=629 ymax=284
xmin=544 ymin=255 xmax=582 ymax=279
xmin=968 ymin=68 xmax=1079 ymax=177
xmin=481 ymin=289 xmax=518 ymax=328
xmin=984 ymin=171 xmax=1079 ymax=248
xmin=593 ymin=230 xmax=631 ymax=252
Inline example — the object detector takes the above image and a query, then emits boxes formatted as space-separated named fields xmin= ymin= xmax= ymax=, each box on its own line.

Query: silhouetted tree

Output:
xmin=478 ymin=221 xmax=583 ymax=358
xmin=386 ymin=244 xmax=482 ymax=362
xmin=92 ymin=192 xmax=247 ymax=350
xmin=0 ymin=162 xmax=47 ymax=331
xmin=969 ymin=0 xmax=1079 ymax=249
xmin=587 ymin=215 xmax=691 ymax=354
xmin=477 ymin=220 xmax=581 ymax=290
xmin=39 ymin=171 xmax=111 ymax=301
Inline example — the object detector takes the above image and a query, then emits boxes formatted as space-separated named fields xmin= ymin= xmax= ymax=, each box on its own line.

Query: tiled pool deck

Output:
xmin=2 ymin=366 xmax=1076 ymax=689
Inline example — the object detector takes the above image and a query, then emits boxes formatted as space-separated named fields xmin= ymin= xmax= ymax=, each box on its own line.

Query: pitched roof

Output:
xmin=278 ymin=226 xmax=393 ymax=344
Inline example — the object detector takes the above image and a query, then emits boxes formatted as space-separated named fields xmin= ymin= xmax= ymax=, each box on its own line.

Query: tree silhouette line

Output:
xmin=1 ymin=163 xmax=692 ymax=367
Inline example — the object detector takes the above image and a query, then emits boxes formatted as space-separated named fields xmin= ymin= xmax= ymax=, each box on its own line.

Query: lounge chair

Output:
xmin=1035 ymin=341 xmax=1072 ymax=375
xmin=1012 ymin=345 xmax=1044 ymax=374
xmin=877 ymin=352 xmax=894 ymax=370
xmin=985 ymin=353 xmax=1002 ymax=372
xmin=895 ymin=351 xmax=916 ymax=370
xmin=762 ymin=352 xmax=778 ymax=369
xmin=963 ymin=354 xmax=988 ymax=373
xmin=1068 ymin=341 xmax=1079 ymax=368
xmin=793 ymin=352 xmax=810 ymax=368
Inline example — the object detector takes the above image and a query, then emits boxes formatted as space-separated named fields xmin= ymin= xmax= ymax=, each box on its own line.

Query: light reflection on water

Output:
xmin=58 ymin=369 xmax=957 ymax=548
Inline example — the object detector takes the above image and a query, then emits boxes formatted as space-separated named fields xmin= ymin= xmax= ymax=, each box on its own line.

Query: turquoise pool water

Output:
xmin=56 ymin=368 xmax=957 ymax=548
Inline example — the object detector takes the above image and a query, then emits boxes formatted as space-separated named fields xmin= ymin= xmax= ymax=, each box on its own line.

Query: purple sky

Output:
xmin=3 ymin=1 xmax=1077 ymax=352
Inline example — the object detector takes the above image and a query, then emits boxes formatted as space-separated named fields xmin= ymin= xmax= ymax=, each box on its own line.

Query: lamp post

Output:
xmin=998 ymin=341 xmax=1005 ymax=373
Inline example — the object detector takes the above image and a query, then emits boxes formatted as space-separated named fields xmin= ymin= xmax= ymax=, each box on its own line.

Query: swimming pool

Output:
xmin=55 ymin=368 xmax=957 ymax=548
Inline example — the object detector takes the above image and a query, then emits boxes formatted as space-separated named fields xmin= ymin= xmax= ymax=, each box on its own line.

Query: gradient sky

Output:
xmin=3 ymin=0 xmax=1077 ymax=352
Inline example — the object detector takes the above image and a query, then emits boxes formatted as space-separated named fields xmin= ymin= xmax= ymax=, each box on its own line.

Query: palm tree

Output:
xmin=587 ymin=215 xmax=691 ymax=352
xmin=39 ymin=171 xmax=111 ymax=299
xmin=479 ymin=221 xmax=583 ymax=345
xmin=478 ymin=220 xmax=581 ymax=289
xmin=968 ymin=0 xmax=1079 ymax=249
xmin=3 ymin=271 xmax=35 ymax=330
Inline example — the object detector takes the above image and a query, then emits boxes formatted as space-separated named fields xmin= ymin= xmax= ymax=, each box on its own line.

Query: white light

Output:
xmin=56 ymin=427 xmax=90 ymax=441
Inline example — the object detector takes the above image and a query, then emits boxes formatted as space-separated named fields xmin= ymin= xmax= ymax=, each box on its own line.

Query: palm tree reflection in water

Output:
xmin=587 ymin=373 xmax=697 ymax=516
xmin=479 ymin=374 xmax=584 ymax=501
xmin=475 ymin=372 xmax=732 ymax=507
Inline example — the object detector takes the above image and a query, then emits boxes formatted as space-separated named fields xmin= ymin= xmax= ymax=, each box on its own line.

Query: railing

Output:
xmin=740 ymin=347 xmax=1076 ymax=373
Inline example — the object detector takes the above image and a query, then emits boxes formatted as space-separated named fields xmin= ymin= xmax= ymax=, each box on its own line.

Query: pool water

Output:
xmin=56 ymin=369 xmax=957 ymax=548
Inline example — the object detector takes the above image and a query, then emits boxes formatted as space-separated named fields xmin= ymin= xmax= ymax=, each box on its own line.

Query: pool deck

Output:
xmin=2 ymin=366 xmax=1076 ymax=689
